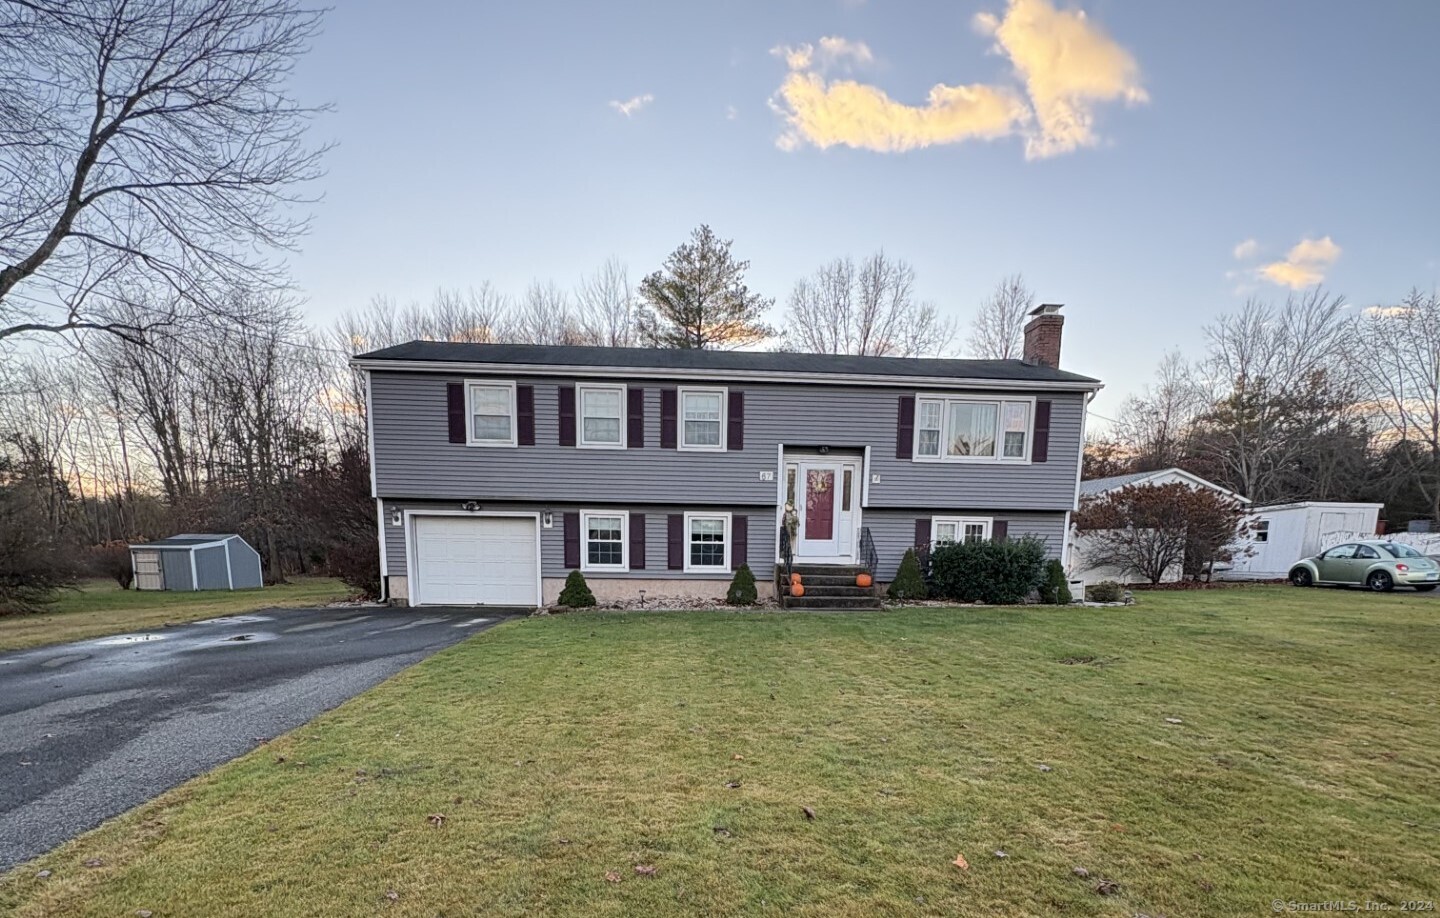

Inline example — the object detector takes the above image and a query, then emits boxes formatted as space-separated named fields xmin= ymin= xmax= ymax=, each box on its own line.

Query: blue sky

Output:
xmin=287 ymin=0 xmax=1440 ymax=420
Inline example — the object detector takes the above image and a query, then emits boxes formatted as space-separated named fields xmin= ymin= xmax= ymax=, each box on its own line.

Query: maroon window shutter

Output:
xmin=896 ymin=396 xmax=915 ymax=459
xmin=731 ymin=515 xmax=748 ymax=570
xmin=660 ymin=389 xmax=678 ymax=449
xmin=563 ymin=512 xmax=580 ymax=567
xmin=627 ymin=388 xmax=645 ymax=448
xmin=993 ymin=520 xmax=1009 ymax=542
xmin=914 ymin=518 xmax=931 ymax=548
xmin=727 ymin=392 xmax=744 ymax=451
xmin=667 ymin=514 xmax=684 ymax=569
xmin=516 ymin=385 xmax=535 ymax=445
xmin=1032 ymin=400 xmax=1052 ymax=462
xmin=558 ymin=386 xmax=576 ymax=447
xmin=630 ymin=513 xmax=646 ymax=569
xmin=447 ymin=382 xmax=467 ymax=444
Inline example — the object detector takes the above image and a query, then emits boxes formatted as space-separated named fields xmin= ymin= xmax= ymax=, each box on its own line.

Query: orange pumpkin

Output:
xmin=790 ymin=583 xmax=805 ymax=598
xmin=856 ymin=572 xmax=873 ymax=588
xmin=789 ymin=572 xmax=803 ymax=586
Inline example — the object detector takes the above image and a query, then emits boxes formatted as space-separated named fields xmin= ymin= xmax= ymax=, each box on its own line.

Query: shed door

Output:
xmin=412 ymin=516 xmax=538 ymax=606
xmin=133 ymin=551 xmax=164 ymax=591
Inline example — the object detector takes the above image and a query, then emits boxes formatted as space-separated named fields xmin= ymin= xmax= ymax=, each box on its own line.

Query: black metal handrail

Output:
xmin=779 ymin=524 xmax=794 ymax=589
xmin=859 ymin=526 xmax=878 ymax=576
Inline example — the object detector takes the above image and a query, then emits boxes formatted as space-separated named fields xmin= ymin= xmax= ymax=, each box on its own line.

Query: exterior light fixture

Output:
xmin=390 ymin=510 xmax=402 ymax=526
xmin=462 ymin=501 xmax=480 ymax=512
xmin=542 ymin=511 xmax=554 ymax=528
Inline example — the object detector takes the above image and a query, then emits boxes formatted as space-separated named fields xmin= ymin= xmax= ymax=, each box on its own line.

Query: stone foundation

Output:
xmin=542 ymin=577 xmax=776 ymax=607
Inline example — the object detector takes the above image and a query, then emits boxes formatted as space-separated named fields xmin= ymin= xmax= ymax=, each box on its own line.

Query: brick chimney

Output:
xmin=1022 ymin=303 xmax=1064 ymax=368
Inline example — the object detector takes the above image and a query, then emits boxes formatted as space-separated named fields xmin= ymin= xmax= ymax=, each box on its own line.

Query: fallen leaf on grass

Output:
xmin=384 ymin=890 xmax=399 ymax=902
xmin=136 ymin=911 xmax=153 ymax=918
xmin=1095 ymin=878 xmax=1120 ymax=896
xmin=732 ymin=754 xmax=745 ymax=761
xmin=84 ymin=858 xmax=103 ymax=868
xmin=993 ymin=850 xmax=1007 ymax=858
xmin=1072 ymin=866 xmax=1089 ymax=878
xmin=712 ymin=826 xmax=732 ymax=838
xmin=634 ymin=864 xmax=657 ymax=876
xmin=427 ymin=813 xmax=446 ymax=827
xmin=1165 ymin=717 xmax=1183 ymax=724
xmin=724 ymin=781 xmax=741 ymax=789
xmin=35 ymin=870 xmax=51 ymax=879
xmin=1036 ymin=763 xmax=1053 ymax=772
xmin=953 ymin=854 xmax=969 ymax=870
xmin=604 ymin=871 xmax=622 ymax=884
xmin=801 ymin=806 xmax=815 ymax=821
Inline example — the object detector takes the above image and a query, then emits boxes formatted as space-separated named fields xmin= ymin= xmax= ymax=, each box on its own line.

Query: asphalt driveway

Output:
xmin=0 ymin=606 xmax=510 ymax=871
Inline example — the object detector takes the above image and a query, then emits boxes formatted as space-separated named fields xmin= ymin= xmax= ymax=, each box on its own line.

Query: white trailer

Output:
xmin=1222 ymin=502 xmax=1383 ymax=580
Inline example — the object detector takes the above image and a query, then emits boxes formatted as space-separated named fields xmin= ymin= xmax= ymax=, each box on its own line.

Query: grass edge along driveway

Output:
xmin=0 ymin=577 xmax=351 ymax=652
xmin=2 ymin=587 xmax=1437 ymax=917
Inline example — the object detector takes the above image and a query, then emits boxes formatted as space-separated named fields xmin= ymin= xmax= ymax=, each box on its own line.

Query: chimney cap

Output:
xmin=1029 ymin=303 xmax=1063 ymax=317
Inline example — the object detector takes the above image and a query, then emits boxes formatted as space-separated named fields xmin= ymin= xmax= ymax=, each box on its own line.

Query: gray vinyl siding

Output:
xmin=369 ymin=372 xmax=1084 ymax=512
xmin=226 ymin=538 xmax=264 ymax=588
xmin=863 ymin=510 xmax=1067 ymax=580
xmin=160 ymin=550 xmax=193 ymax=591
xmin=382 ymin=499 xmax=775 ymax=580
xmin=194 ymin=545 xmax=230 ymax=589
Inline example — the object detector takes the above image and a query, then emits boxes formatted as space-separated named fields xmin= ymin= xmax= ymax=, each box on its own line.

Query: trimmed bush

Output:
xmin=327 ymin=537 xmax=380 ymax=600
xmin=1038 ymin=559 xmax=1072 ymax=605
xmin=1086 ymin=580 xmax=1124 ymax=603
xmin=887 ymin=548 xmax=928 ymax=601
xmin=558 ymin=570 xmax=596 ymax=608
xmin=726 ymin=564 xmax=758 ymax=606
xmin=929 ymin=536 xmax=1047 ymax=605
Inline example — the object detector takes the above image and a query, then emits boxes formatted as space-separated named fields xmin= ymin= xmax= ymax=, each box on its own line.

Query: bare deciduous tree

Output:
xmin=0 ymin=0 xmax=328 ymax=344
xmin=781 ymin=252 xmax=954 ymax=357
xmin=967 ymin=274 xmax=1033 ymax=360
xmin=1113 ymin=351 xmax=1207 ymax=471
xmin=1350 ymin=289 xmax=1440 ymax=520
xmin=512 ymin=281 xmax=585 ymax=346
xmin=575 ymin=258 xmax=636 ymax=347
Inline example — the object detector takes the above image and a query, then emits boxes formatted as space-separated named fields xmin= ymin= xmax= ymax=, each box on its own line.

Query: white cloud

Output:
xmin=725 ymin=104 xmax=738 ymax=121
xmin=1232 ymin=238 xmax=1259 ymax=260
xmin=1259 ymin=236 xmax=1341 ymax=289
xmin=609 ymin=94 xmax=655 ymax=117
xmin=770 ymin=0 xmax=1145 ymax=158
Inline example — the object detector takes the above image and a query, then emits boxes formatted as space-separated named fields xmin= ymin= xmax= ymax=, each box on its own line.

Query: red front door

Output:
xmin=804 ymin=468 xmax=835 ymax=540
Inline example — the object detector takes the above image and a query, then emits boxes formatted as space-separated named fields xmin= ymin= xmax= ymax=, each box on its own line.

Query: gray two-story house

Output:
xmin=355 ymin=305 xmax=1100 ymax=606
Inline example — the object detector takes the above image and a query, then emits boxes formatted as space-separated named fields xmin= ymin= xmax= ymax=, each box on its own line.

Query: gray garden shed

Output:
xmin=129 ymin=534 xmax=263 ymax=592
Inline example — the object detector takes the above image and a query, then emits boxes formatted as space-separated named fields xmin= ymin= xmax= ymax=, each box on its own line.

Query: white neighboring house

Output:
xmin=1070 ymin=468 xmax=1249 ymax=585
xmin=1221 ymin=501 xmax=1384 ymax=580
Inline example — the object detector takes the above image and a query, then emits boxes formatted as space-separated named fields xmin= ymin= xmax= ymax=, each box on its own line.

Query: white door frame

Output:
xmin=779 ymin=450 xmax=864 ymax=565
xmin=403 ymin=509 xmax=543 ymax=607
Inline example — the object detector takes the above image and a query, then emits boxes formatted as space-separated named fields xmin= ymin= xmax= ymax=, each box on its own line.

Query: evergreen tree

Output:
xmin=637 ymin=225 xmax=774 ymax=349
xmin=558 ymin=570 xmax=596 ymax=607
xmin=887 ymin=548 xmax=928 ymax=602
xmin=726 ymin=563 xmax=758 ymax=605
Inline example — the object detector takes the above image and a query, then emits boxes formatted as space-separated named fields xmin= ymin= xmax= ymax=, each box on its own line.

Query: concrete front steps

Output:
xmin=777 ymin=564 xmax=882 ymax=611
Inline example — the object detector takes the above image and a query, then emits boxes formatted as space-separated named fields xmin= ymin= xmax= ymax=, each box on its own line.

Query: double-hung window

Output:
xmin=914 ymin=396 xmax=1032 ymax=463
xmin=679 ymin=387 xmax=725 ymax=450
xmin=581 ymin=511 xmax=628 ymax=572
xmin=684 ymin=512 xmax=730 ymax=572
xmin=579 ymin=384 xmax=625 ymax=448
xmin=933 ymin=516 xmax=993 ymax=545
xmin=467 ymin=382 xmax=516 ymax=446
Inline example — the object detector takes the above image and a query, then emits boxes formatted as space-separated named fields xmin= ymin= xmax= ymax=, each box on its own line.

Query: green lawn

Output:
xmin=3 ymin=587 xmax=1438 ymax=917
xmin=0 ymin=577 xmax=351 ymax=652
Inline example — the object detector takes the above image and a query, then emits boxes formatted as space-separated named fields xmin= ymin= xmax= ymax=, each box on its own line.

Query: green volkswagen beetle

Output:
xmin=1288 ymin=540 xmax=1440 ymax=592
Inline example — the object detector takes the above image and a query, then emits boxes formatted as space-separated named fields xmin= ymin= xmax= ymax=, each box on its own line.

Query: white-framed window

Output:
xmin=1253 ymin=520 xmax=1270 ymax=543
xmin=684 ymin=511 xmax=731 ymax=572
xmin=579 ymin=384 xmax=626 ymax=449
xmin=467 ymin=381 xmax=516 ymax=447
xmin=932 ymin=516 xmax=993 ymax=545
xmin=913 ymin=395 xmax=1033 ymax=463
xmin=581 ymin=510 xmax=628 ymax=572
xmin=679 ymin=387 xmax=726 ymax=451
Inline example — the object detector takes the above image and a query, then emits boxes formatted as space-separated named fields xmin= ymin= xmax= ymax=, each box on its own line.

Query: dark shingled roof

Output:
xmin=355 ymin=341 xmax=1101 ymax=386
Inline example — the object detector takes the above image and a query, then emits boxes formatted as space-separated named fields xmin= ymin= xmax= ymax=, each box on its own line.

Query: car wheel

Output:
xmin=1289 ymin=568 xmax=1313 ymax=587
xmin=1415 ymin=585 xmax=1437 ymax=592
xmin=1366 ymin=571 xmax=1394 ymax=592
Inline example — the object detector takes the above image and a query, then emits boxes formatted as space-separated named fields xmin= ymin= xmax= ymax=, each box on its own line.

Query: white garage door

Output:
xmin=412 ymin=515 xmax=538 ymax=606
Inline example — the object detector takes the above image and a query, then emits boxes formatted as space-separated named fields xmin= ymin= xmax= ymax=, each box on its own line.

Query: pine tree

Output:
xmin=558 ymin=570 xmax=596 ymax=607
xmin=726 ymin=563 xmax=758 ymax=606
xmin=636 ymin=225 xmax=774 ymax=349
xmin=887 ymin=548 xmax=928 ymax=602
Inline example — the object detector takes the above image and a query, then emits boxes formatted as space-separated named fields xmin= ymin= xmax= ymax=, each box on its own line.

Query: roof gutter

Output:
xmin=348 ymin=357 xmax=1105 ymax=393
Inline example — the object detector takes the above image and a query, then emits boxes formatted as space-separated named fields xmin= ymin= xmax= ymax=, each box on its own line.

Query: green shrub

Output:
xmin=726 ymin=564 xmax=758 ymax=606
xmin=930 ymin=536 xmax=1047 ymax=604
xmin=1086 ymin=580 xmax=1124 ymax=603
xmin=886 ymin=548 xmax=928 ymax=601
xmin=1038 ymin=559 xmax=1072 ymax=605
xmin=557 ymin=570 xmax=596 ymax=607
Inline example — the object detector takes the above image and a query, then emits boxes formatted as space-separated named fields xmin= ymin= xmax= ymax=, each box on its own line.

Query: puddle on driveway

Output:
xmin=94 ymin=634 xmax=165 ymax=646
